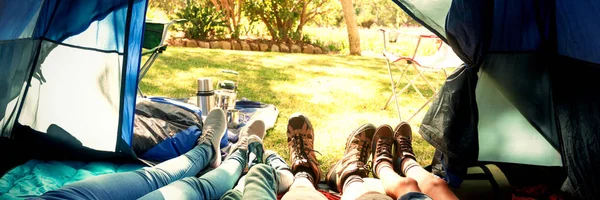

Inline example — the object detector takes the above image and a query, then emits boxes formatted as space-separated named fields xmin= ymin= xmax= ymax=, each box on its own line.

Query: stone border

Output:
xmin=168 ymin=38 xmax=329 ymax=54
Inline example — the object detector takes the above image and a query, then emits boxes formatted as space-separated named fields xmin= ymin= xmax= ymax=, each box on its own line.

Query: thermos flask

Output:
xmin=197 ymin=78 xmax=214 ymax=116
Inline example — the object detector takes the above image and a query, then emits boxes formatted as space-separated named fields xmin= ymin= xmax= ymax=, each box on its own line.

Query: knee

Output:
xmin=424 ymin=176 xmax=447 ymax=189
xmin=397 ymin=177 xmax=418 ymax=189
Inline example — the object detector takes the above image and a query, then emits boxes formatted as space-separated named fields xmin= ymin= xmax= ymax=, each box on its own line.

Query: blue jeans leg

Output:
xmin=38 ymin=144 xmax=213 ymax=200
xmin=139 ymin=149 xmax=247 ymax=200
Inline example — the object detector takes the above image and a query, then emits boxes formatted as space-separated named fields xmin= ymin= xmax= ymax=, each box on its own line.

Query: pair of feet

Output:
xmin=198 ymin=108 xmax=282 ymax=170
xmin=284 ymin=113 xmax=416 ymax=193
xmin=327 ymin=122 xmax=417 ymax=193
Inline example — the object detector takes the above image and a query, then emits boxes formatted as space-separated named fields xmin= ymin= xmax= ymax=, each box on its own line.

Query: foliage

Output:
xmin=209 ymin=0 xmax=250 ymax=39
xmin=354 ymin=0 xmax=418 ymax=27
xmin=146 ymin=7 xmax=170 ymax=21
xmin=148 ymin=0 xmax=188 ymax=16
xmin=245 ymin=0 xmax=331 ymax=42
xmin=175 ymin=2 xmax=228 ymax=40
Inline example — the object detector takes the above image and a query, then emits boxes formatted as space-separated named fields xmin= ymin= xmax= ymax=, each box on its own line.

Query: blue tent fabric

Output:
xmin=394 ymin=0 xmax=600 ymax=198
xmin=0 ymin=0 xmax=148 ymax=153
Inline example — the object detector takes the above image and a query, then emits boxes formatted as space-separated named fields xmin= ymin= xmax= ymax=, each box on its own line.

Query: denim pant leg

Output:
xmin=139 ymin=149 xmax=247 ymax=200
xmin=38 ymin=144 xmax=213 ymax=200
xmin=241 ymin=164 xmax=278 ymax=200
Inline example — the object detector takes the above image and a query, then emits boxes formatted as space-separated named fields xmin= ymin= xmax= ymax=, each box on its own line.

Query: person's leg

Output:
xmin=371 ymin=124 xmax=422 ymax=200
xmin=240 ymin=164 xmax=278 ymax=199
xmin=326 ymin=123 xmax=383 ymax=200
xmin=139 ymin=120 xmax=267 ymax=200
xmin=139 ymin=148 xmax=247 ymax=200
xmin=39 ymin=109 xmax=227 ymax=200
xmin=394 ymin=122 xmax=457 ymax=200
xmin=282 ymin=114 xmax=327 ymax=200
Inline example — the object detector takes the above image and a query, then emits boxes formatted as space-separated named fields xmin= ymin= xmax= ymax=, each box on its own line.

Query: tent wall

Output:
xmin=394 ymin=0 xmax=600 ymax=198
xmin=0 ymin=0 xmax=147 ymax=153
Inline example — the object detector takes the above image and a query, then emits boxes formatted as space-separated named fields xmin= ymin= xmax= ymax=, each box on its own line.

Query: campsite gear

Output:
xmin=215 ymin=90 xmax=237 ymax=110
xmin=198 ymin=108 xmax=228 ymax=168
xmin=326 ymin=123 xmax=375 ymax=193
xmin=138 ymin=19 xmax=186 ymax=97
xmin=0 ymin=160 xmax=144 ymax=199
xmin=371 ymin=125 xmax=394 ymax=178
xmin=0 ymin=0 xmax=150 ymax=163
xmin=215 ymin=70 xmax=240 ymax=109
xmin=380 ymin=29 xmax=463 ymax=122
xmin=197 ymin=78 xmax=215 ymax=116
xmin=451 ymin=164 xmax=511 ymax=200
xmin=227 ymin=109 xmax=246 ymax=129
xmin=287 ymin=114 xmax=321 ymax=187
xmin=393 ymin=122 xmax=416 ymax=175
xmin=133 ymin=98 xmax=203 ymax=162
xmin=391 ymin=0 xmax=600 ymax=198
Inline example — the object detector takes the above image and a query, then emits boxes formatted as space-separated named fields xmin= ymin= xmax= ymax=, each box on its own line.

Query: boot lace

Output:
xmin=292 ymin=132 xmax=320 ymax=166
xmin=398 ymin=137 xmax=414 ymax=154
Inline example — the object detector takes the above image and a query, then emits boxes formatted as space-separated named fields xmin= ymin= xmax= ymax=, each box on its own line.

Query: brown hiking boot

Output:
xmin=371 ymin=124 xmax=394 ymax=178
xmin=286 ymin=113 xmax=321 ymax=186
xmin=326 ymin=123 xmax=376 ymax=193
xmin=393 ymin=122 xmax=416 ymax=175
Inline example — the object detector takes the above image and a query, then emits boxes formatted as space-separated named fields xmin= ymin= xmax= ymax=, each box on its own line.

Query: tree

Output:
xmin=245 ymin=0 xmax=331 ymax=42
xmin=340 ymin=0 xmax=361 ymax=55
xmin=209 ymin=0 xmax=245 ymax=39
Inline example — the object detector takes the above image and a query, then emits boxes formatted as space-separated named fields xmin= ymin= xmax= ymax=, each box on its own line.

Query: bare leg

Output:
xmin=378 ymin=166 xmax=420 ymax=199
xmin=282 ymin=176 xmax=327 ymax=200
xmin=341 ymin=180 xmax=369 ymax=200
xmin=402 ymin=159 xmax=458 ymax=200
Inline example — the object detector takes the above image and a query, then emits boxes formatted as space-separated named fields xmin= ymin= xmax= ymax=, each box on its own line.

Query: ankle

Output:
xmin=294 ymin=171 xmax=315 ymax=184
xmin=401 ymin=158 xmax=420 ymax=176
xmin=342 ymin=175 xmax=363 ymax=193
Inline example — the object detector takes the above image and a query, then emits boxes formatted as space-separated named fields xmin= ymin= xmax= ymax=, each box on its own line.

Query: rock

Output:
xmin=210 ymin=41 xmax=221 ymax=49
xmin=250 ymin=43 xmax=259 ymax=51
xmin=280 ymin=44 xmax=290 ymax=52
xmin=173 ymin=40 xmax=185 ymax=47
xmin=221 ymin=41 xmax=232 ymax=50
xmin=232 ymin=41 xmax=242 ymax=50
xmin=259 ymin=43 xmax=269 ymax=51
xmin=302 ymin=45 xmax=314 ymax=54
xmin=186 ymin=40 xmax=198 ymax=48
xmin=241 ymin=41 xmax=251 ymax=51
xmin=291 ymin=44 xmax=301 ymax=53
xmin=198 ymin=41 xmax=210 ymax=48
xmin=314 ymin=47 xmax=323 ymax=54
xmin=271 ymin=44 xmax=280 ymax=52
xmin=322 ymin=47 xmax=330 ymax=54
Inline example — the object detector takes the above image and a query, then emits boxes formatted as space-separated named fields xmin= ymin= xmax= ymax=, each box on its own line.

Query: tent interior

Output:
xmin=1 ymin=0 xmax=599 ymax=199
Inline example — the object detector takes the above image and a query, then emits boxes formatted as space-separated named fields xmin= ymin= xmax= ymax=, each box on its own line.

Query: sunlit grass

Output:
xmin=140 ymin=46 xmax=450 ymax=178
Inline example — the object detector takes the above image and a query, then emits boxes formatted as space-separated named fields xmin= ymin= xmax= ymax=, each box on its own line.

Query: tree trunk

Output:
xmin=340 ymin=0 xmax=361 ymax=55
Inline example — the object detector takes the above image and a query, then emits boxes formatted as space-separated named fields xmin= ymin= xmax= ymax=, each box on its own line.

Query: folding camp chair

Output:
xmin=138 ymin=19 xmax=185 ymax=97
xmin=380 ymin=29 xmax=463 ymax=122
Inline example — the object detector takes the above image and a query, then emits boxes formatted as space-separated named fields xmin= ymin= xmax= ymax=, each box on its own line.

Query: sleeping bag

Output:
xmin=133 ymin=98 xmax=204 ymax=162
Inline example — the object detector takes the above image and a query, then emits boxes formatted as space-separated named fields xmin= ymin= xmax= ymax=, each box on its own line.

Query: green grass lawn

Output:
xmin=140 ymin=47 xmax=448 ymax=177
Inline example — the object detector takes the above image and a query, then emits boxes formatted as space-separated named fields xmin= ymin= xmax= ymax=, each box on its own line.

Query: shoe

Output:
xmin=286 ymin=113 xmax=321 ymax=186
xmin=393 ymin=122 xmax=416 ymax=175
xmin=371 ymin=125 xmax=394 ymax=178
xmin=247 ymin=135 xmax=265 ymax=170
xmin=228 ymin=120 xmax=266 ymax=156
xmin=264 ymin=150 xmax=291 ymax=171
xmin=197 ymin=108 xmax=227 ymax=168
xmin=326 ymin=123 xmax=376 ymax=193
